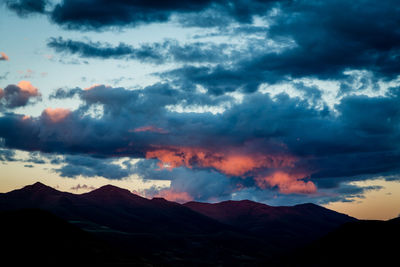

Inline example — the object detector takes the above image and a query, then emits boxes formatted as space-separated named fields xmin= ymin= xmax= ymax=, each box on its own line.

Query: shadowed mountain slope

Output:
xmin=184 ymin=200 xmax=355 ymax=247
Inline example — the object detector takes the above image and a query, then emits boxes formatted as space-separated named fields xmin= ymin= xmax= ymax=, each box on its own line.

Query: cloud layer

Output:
xmin=1 ymin=82 xmax=400 ymax=202
xmin=2 ymin=0 xmax=400 ymax=205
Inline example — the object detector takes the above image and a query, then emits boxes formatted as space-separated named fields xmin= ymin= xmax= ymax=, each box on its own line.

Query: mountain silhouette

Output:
xmin=0 ymin=182 xmax=226 ymax=234
xmin=184 ymin=200 xmax=355 ymax=249
xmin=0 ymin=182 xmax=359 ymax=266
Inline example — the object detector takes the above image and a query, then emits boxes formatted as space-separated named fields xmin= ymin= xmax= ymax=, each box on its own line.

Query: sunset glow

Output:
xmin=146 ymin=145 xmax=297 ymax=177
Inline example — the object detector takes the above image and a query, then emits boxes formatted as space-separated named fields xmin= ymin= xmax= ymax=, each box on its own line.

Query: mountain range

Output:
xmin=0 ymin=182 xmax=397 ymax=266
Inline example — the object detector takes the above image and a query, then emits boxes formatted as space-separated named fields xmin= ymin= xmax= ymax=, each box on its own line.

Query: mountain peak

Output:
xmin=98 ymin=184 xmax=130 ymax=192
xmin=21 ymin=182 xmax=59 ymax=193
xmin=86 ymin=184 xmax=132 ymax=196
xmin=151 ymin=197 xmax=168 ymax=202
xmin=82 ymin=184 xmax=148 ymax=204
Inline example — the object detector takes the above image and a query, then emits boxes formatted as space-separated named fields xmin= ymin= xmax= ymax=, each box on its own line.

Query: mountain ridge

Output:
xmin=1 ymin=182 xmax=391 ymax=266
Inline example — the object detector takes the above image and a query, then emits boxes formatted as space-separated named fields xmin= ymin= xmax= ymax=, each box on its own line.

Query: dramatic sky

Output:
xmin=1 ymin=0 xmax=400 ymax=219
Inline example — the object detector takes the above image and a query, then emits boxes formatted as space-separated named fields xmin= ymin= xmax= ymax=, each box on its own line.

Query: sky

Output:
xmin=1 ymin=0 xmax=400 ymax=220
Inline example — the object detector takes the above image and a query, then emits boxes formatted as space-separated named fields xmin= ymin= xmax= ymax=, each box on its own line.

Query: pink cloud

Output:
xmin=146 ymin=145 xmax=297 ymax=177
xmin=255 ymin=171 xmax=317 ymax=194
xmin=42 ymin=108 xmax=71 ymax=122
xmin=17 ymin=81 xmax=39 ymax=96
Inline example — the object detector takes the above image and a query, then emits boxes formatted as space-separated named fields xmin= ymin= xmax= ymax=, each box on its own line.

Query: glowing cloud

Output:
xmin=21 ymin=115 xmax=31 ymax=121
xmin=17 ymin=81 xmax=39 ymax=96
xmin=42 ymin=108 xmax=71 ymax=122
xmin=255 ymin=171 xmax=317 ymax=194
xmin=84 ymin=84 xmax=102 ymax=91
xmin=146 ymin=145 xmax=297 ymax=177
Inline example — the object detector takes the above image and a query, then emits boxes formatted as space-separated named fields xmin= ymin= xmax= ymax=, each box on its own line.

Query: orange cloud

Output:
xmin=84 ymin=84 xmax=102 ymax=91
xmin=42 ymin=108 xmax=71 ymax=123
xmin=146 ymin=145 xmax=297 ymax=177
xmin=17 ymin=81 xmax=39 ymax=96
xmin=255 ymin=171 xmax=316 ymax=194
xmin=131 ymin=125 xmax=168 ymax=134
xmin=0 ymin=52 xmax=9 ymax=61
xmin=155 ymin=189 xmax=193 ymax=203
xmin=21 ymin=115 xmax=31 ymax=121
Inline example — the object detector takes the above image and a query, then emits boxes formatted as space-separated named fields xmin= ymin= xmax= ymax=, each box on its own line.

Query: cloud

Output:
xmin=155 ymin=0 xmax=400 ymax=95
xmin=54 ymin=155 xmax=133 ymax=180
xmin=4 ymin=0 xmax=48 ymax=17
xmin=5 ymin=0 xmax=399 ymax=88
xmin=255 ymin=171 xmax=316 ymax=194
xmin=0 ymin=81 xmax=41 ymax=109
xmin=0 ymin=148 xmax=16 ymax=162
xmin=47 ymin=37 xmax=163 ymax=62
xmin=47 ymin=37 xmax=231 ymax=63
xmin=132 ymin=126 xmax=168 ymax=134
xmin=70 ymin=184 xmax=97 ymax=191
xmin=2 ymin=0 xmax=400 ymax=205
xmin=41 ymin=108 xmax=71 ymax=123
xmin=136 ymin=162 xmax=234 ymax=202
xmin=0 ymin=52 xmax=9 ymax=61
xmin=145 ymin=145 xmax=296 ymax=177
xmin=2 ymin=84 xmax=400 ymax=190
xmin=47 ymin=0 xmax=279 ymax=30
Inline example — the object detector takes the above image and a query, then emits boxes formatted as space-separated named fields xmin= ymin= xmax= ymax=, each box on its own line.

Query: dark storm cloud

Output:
xmin=4 ymin=0 xmax=48 ymax=16
xmin=261 ymin=0 xmax=400 ymax=79
xmin=4 ymin=0 xmax=280 ymax=29
xmin=48 ymin=0 xmax=278 ymax=30
xmin=47 ymin=37 xmax=231 ymax=63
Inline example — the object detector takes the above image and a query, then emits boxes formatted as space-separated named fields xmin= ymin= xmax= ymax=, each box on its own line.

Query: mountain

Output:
xmin=0 ymin=182 xmax=358 ymax=266
xmin=0 ymin=182 xmax=226 ymax=234
xmin=184 ymin=200 xmax=355 ymax=248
